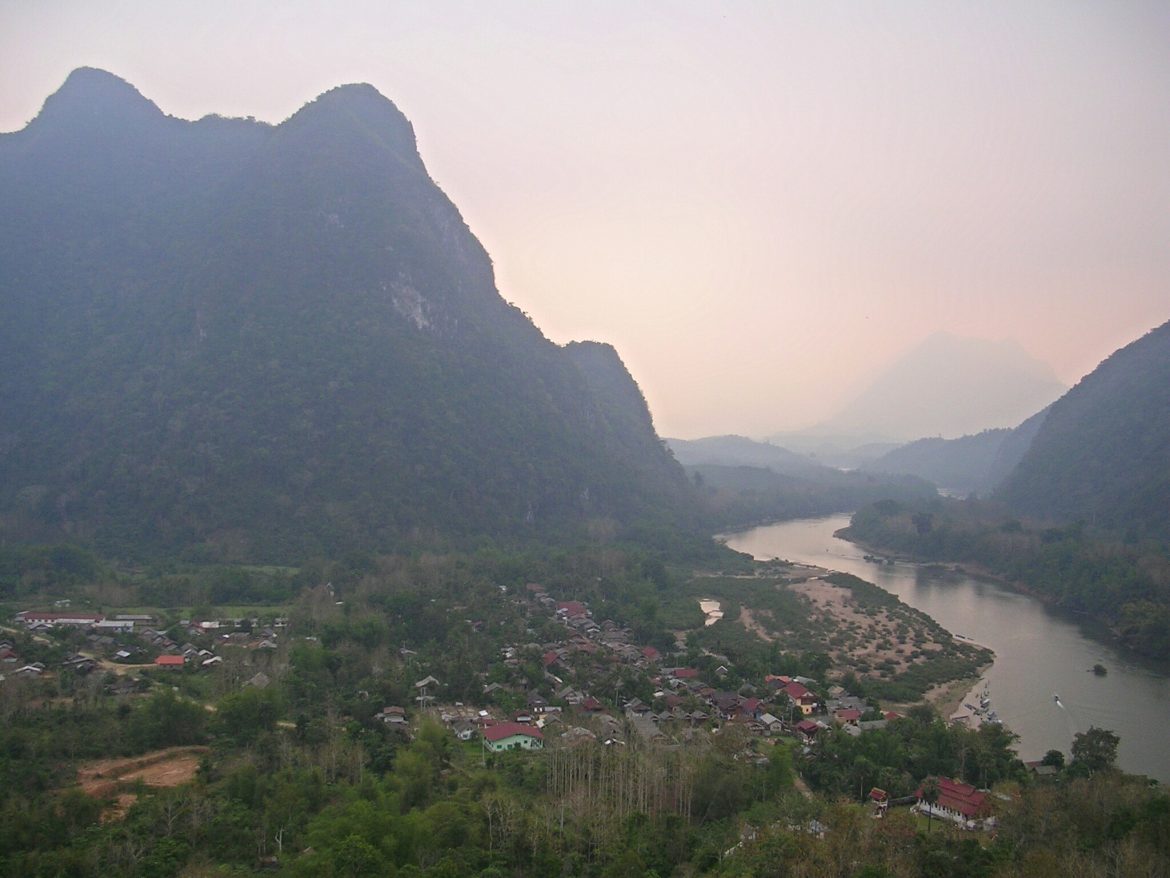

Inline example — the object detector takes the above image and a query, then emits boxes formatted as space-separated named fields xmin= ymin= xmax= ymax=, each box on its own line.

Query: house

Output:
xmin=914 ymin=777 xmax=992 ymax=829
xmin=16 ymin=611 xmax=104 ymax=628
xmin=94 ymin=619 xmax=135 ymax=634
xmin=483 ymin=722 xmax=544 ymax=752
xmin=795 ymin=719 xmax=822 ymax=743
xmin=784 ymin=682 xmax=818 ymax=716
xmin=556 ymin=601 xmax=588 ymax=619
xmin=834 ymin=708 xmax=862 ymax=727
xmin=1025 ymin=761 xmax=1059 ymax=778
xmin=452 ymin=720 xmax=477 ymax=741
xmin=154 ymin=655 xmax=185 ymax=669
xmin=62 ymin=654 xmax=98 ymax=673
xmin=379 ymin=706 xmax=408 ymax=727
xmin=641 ymin=646 xmax=661 ymax=663
xmin=624 ymin=698 xmax=651 ymax=715
xmin=758 ymin=712 xmax=784 ymax=734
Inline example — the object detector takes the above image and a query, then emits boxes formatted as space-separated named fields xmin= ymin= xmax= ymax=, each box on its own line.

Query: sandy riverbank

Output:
xmin=922 ymin=670 xmax=992 ymax=725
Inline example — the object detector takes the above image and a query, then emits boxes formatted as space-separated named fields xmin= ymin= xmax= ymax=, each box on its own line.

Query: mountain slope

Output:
xmin=666 ymin=435 xmax=825 ymax=476
xmin=996 ymin=319 xmax=1170 ymax=540
xmin=864 ymin=407 xmax=1050 ymax=496
xmin=0 ymin=69 xmax=697 ymax=561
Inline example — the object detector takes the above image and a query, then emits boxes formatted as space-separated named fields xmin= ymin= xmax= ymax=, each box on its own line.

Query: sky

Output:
xmin=3 ymin=1 xmax=1168 ymax=438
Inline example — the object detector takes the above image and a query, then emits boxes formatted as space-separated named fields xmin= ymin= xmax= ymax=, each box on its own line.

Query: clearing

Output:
xmin=77 ymin=746 xmax=209 ymax=820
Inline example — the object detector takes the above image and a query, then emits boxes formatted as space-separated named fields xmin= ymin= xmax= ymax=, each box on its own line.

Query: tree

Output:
xmin=1040 ymin=749 xmax=1065 ymax=770
xmin=1070 ymin=727 xmax=1120 ymax=776
xmin=921 ymin=777 xmax=940 ymax=833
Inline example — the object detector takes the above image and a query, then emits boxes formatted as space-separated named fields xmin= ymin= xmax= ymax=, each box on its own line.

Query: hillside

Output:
xmin=996 ymin=318 xmax=1170 ymax=540
xmin=666 ymin=435 xmax=825 ymax=476
xmin=864 ymin=408 xmax=1050 ymax=496
xmin=0 ymin=69 xmax=698 ymax=561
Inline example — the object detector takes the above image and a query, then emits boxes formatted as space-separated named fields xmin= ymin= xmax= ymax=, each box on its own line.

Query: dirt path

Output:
xmin=738 ymin=607 xmax=775 ymax=642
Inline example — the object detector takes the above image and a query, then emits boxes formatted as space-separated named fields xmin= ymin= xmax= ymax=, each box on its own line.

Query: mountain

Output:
xmin=996 ymin=318 xmax=1170 ymax=540
xmin=666 ymin=435 xmax=825 ymax=476
xmin=0 ymin=68 xmax=697 ymax=562
xmin=810 ymin=332 xmax=1066 ymax=442
xmin=863 ymin=407 xmax=1050 ymax=496
xmin=666 ymin=435 xmax=937 ymax=527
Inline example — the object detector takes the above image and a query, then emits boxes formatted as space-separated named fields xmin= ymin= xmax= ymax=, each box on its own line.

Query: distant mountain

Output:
xmin=997 ymin=319 xmax=1170 ymax=540
xmin=666 ymin=435 xmax=937 ymax=527
xmin=666 ymin=435 xmax=824 ymax=476
xmin=864 ymin=407 xmax=1050 ymax=496
xmin=0 ymin=68 xmax=697 ymax=561
xmin=812 ymin=332 xmax=1066 ymax=441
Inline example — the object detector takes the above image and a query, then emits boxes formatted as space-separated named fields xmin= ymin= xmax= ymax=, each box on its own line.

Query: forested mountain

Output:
xmin=863 ymin=408 xmax=1049 ymax=496
xmin=0 ymin=69 xmax=697 ymax=562
xmin=666 ymin=435 xmax=937 ymax=527
xmin=667 ymin=435 xmax=825 ymax=476
xmin=997 ymin=318 xmax=1170 ymax=541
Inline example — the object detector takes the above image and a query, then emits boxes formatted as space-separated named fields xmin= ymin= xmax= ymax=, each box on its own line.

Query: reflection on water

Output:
xmin=722 ymin=514 xmax=1170 ymax=782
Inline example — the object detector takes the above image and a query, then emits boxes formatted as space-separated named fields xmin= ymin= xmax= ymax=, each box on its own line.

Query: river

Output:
xmin=721 ymin=514 xmax=1170 ymax=782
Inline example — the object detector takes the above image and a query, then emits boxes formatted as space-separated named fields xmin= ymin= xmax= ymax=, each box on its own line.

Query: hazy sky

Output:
xmin=3 ymin=2 xmax=1168 ymax=438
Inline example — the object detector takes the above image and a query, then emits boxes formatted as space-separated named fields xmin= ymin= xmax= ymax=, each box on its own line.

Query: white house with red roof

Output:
xmin=16 ymin=610 xmax=104 ymax=628
xmin=914 ymin=777 xmax=992 ymax=829
xmin=483 ymin=722 xmax=544 ymax=752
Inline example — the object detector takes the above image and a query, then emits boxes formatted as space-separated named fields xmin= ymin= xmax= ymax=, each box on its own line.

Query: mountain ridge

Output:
xmin=0 ymin=69 xmax=698 ymax=561
xmin=996 ymin=318 xmax=1170 ymax=539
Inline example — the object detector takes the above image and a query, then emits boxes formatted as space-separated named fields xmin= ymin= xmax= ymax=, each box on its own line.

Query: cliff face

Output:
xmin=0 ymin=69 xmax=696 ymax=561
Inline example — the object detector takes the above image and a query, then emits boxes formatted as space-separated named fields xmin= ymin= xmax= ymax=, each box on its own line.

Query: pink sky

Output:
xmin=3 ymin=2 xmax=1167 ymax=437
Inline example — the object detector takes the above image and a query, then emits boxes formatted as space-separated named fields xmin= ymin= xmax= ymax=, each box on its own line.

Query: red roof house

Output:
xmin=834 ymin=708 xmax=862 ymax=726
xmin=483 ymin=722 xmax=544 ymax=752
xmin=154 ymin=655 xmax=185 ymax=668
xmin=915 ymin=777 xmax=991 ymax=827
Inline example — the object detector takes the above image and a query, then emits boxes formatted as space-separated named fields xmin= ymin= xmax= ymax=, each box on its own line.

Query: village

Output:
xmin=2 ymin=571 xmax=1007 ymax=832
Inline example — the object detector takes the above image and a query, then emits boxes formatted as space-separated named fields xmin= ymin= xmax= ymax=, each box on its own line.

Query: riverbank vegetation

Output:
xmin=842 ymin=498 xmax=1170 ymax=660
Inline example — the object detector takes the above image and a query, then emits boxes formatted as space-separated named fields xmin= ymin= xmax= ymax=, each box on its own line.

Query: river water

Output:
xmin=722 ymin=514 xmax=1170 ymax=781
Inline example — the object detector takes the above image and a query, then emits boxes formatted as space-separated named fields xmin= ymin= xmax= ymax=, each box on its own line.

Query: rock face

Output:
xmin=0 ymin=69 xmax=696 ymax=561
xmin=996 ymin=318 xmax=1170 ymax=540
